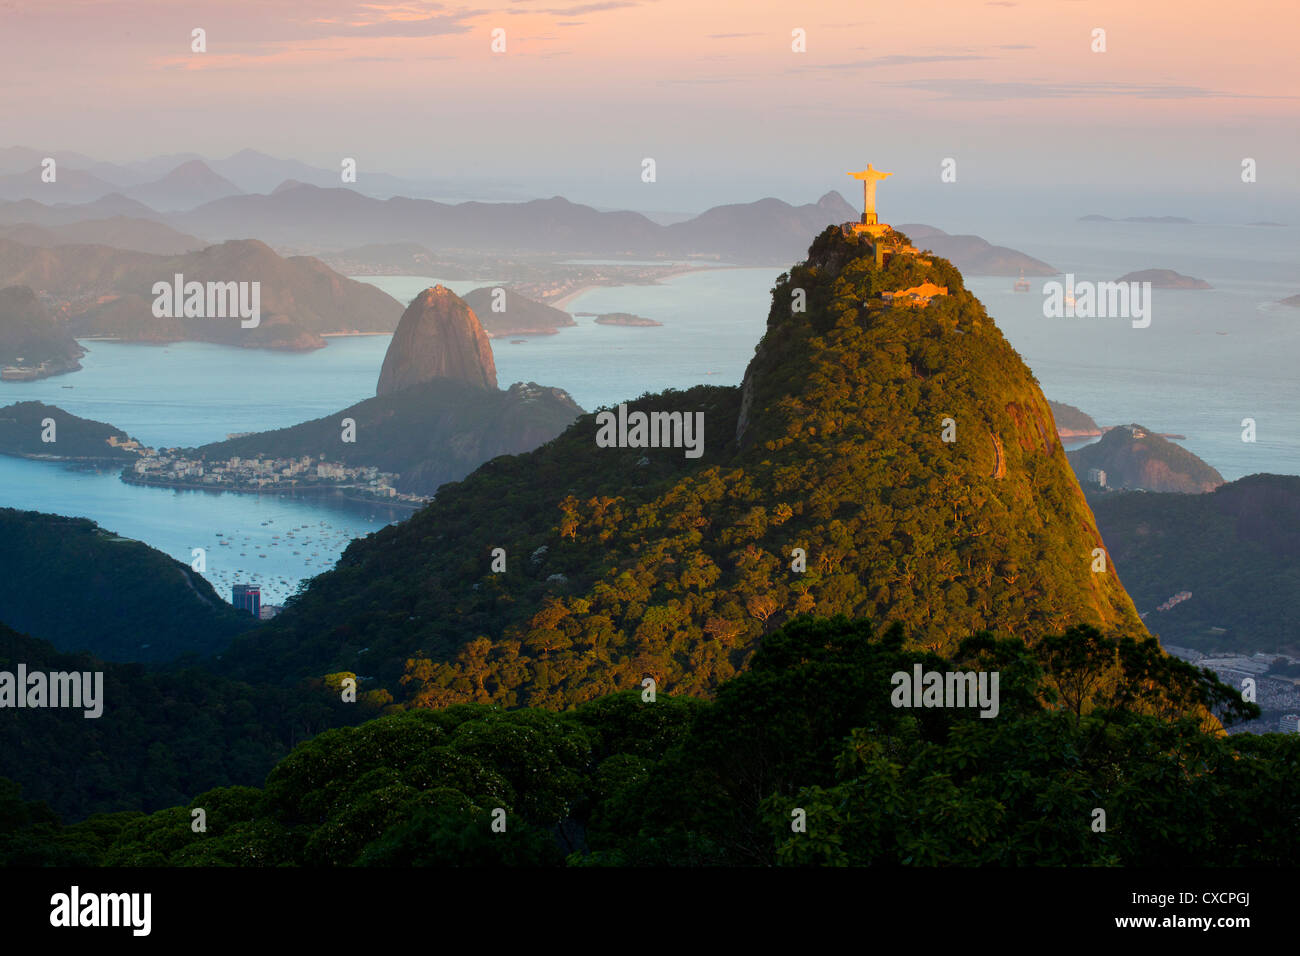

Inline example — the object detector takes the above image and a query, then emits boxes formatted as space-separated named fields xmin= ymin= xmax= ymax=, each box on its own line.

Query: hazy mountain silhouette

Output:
xmin=897 ymin=223 xmax=1057 ymax=276
xmin=0 ymin=166 xmax=121 ymax=205
xmin=0 ymin=193 xmax=163 ymax=227
xmin=123 ymin=160 xmax=245 ymax=211
xmin=0 ymin=217 xmax=205 ymax=254
xmin=0 ymin=237 xmax=402 ymax=350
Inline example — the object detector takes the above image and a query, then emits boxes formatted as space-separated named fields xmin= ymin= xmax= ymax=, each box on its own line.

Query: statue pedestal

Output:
xmin=841 ymin=221 xmax=892 ymax=267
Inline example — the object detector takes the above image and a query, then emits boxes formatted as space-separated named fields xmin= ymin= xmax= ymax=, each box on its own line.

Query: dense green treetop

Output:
xmin=25 ymin=615 xmax=1278 ymax=868
xmin=1092 ymin=474 xmax=1300 ymax=655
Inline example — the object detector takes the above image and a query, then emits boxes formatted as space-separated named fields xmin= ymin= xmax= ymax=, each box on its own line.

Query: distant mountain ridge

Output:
xmin=0 ymin=146 xmax=526 ymax=204
xmin=0 ymin=166 xmax=122 ymax=205
xmin=0 ymin=158 xmax=1054 ymax=271
xmin=0 ymin=237 xmax=403 ymax=350
xmin=895 ymin=224 xmax=1057 ymax=276
xmin=0 ymin=193 xmax=163 ymax=227
xmin=121 ymin=160 xmax=244 ymax=211
xmin=0 ymin=217 xmax=205 ymax=255
xmin=170 ymin=185 xmax=1054 ymax=269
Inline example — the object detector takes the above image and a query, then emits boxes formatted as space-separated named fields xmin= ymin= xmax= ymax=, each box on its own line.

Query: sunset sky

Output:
xmin=2 ymin=0 xmax=1297 ymax=216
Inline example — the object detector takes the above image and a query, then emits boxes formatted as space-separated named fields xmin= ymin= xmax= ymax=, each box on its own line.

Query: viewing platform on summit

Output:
xmin=841 ymin=164 xmax=932 ymax=268
xmin=881 ymin=281 xmax=948 ymax=307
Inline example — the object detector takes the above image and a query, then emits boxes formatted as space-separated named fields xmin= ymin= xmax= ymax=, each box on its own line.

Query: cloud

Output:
xmin=891 ymin=78 xmax=1276 ymax=100
xmin=306 ymin=12 xmax=483 ymax=38
xmin=707 ymin=32 xmax=761 ymax=39
xmin=656 ymin=75 xmax=745 ymax=86
xmin=798 ymin=54 xmax=989 ymax=71
xmin=525 ymin=0 xmax=652 ymax=14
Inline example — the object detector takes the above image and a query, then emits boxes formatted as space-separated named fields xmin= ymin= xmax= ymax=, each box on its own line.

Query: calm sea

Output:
xmin=0 ymin=221 xmax=1295 ymax=605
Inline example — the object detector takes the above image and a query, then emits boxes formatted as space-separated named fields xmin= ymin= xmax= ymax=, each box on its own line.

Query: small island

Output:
xmin=1279 ymin=294 xmax=1300 ymax=309
xmin=1114 ymin=269 xmax=1212 ymax=290
xmin=592 ymin=312 xmax=662 ymax=327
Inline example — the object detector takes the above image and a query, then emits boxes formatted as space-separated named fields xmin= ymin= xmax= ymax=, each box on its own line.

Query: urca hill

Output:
xmin=191 ymin=285 xmax=583 ymax=496
xmin=219 ymin=226 xmax=1147 ymax=707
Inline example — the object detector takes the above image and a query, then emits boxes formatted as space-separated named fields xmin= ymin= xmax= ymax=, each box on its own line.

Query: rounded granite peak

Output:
xmin=376 ymin=285 xmax=498 ymax=396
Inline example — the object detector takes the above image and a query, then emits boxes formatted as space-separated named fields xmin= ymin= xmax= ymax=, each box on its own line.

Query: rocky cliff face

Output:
xmin=377 ymin=285 xmax=498 ymax=396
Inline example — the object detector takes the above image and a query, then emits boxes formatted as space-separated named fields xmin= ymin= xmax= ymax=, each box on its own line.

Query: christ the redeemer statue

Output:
xmin=848 ymin=164 xmax=891 ymax=224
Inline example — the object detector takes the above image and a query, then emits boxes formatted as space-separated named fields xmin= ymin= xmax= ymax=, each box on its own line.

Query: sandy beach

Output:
xmin=549 ymin=285 xmax=597 ymax=310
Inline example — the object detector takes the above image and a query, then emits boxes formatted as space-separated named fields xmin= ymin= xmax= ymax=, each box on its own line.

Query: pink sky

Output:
xmin=2 ymin=0 xmax=1297 ymax=208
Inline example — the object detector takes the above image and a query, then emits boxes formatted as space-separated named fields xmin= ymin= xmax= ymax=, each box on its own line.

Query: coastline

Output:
xmin=120 ymin=473 xmax=429 ymax=511
xmin=0 ymin=357 xmax=84 ymax=382
xmin=485 ymin=329 xmax=563 ymax=339
xmin=1057 ymin=430 xmax=1104 ymax=439
xmin=547 ymin=262 xmax=731 ymax=311
xmin=550 ymin=285 xmax=597 ymax=310
xmin=0 ymin=450 xmax=130 ymax=466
